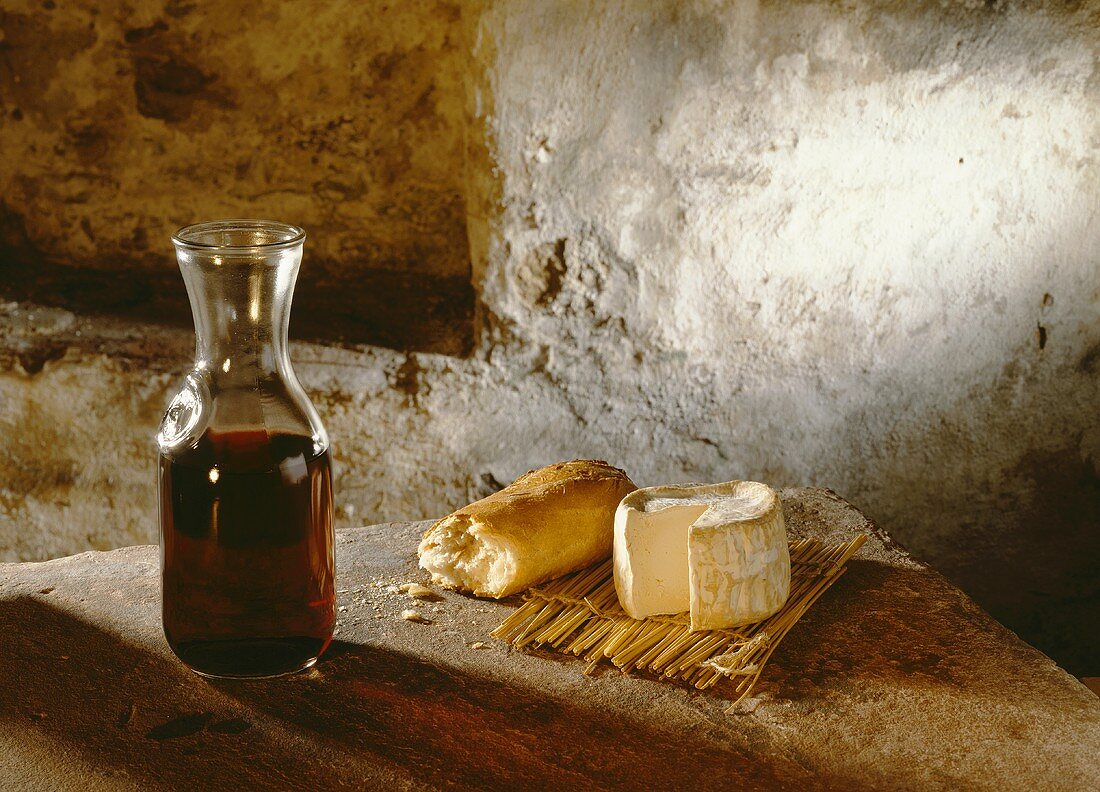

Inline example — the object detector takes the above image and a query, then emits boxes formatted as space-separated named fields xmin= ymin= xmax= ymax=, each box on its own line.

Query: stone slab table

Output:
xmin=1 ymin=488 xmax=1097 ymax=791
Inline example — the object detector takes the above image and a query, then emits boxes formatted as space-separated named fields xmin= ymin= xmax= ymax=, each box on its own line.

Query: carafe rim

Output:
xmin=172 ymin=219 xmax=306 ymax=255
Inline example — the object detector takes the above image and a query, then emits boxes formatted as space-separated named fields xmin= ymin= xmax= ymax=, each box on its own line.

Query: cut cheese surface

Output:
xmin=613 ymin=481 xmax=790 ymax=631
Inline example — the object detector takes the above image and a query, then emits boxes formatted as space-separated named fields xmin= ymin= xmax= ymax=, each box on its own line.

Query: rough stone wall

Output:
xmin=1 ymin=0 xmax=1098 ymax=674
xmin=0 ymin=0 xmax=476 ymax=353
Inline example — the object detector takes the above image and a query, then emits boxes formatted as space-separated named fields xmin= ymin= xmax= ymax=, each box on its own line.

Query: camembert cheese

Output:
xmin=613 ymin=481 xmax=790 ymax=630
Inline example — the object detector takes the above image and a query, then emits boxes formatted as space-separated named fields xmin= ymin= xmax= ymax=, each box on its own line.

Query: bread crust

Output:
xmin=418 ymin=460 xmax=636 ymax=597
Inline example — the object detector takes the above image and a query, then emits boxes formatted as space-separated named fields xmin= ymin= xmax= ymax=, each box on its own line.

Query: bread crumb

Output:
xmin=399 ymin=583 xmax=441 ymax=600
xmin=401 ymin=609 xmax=428 ymax=623
xmin=468 ymin=641 xmax=488 ymax=650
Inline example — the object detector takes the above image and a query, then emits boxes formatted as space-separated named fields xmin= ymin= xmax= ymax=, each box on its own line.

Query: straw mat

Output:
xmin=492 ymin=535 xmax=866 ymax=709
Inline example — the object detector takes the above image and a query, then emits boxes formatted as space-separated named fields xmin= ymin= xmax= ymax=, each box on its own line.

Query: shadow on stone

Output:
xmin=766 ymin=560 xmax=967 ymax=692
xmin=208 ymin=639 xmax=816 ymax=790
xmin=0 ymin=596 xmax=360 ymax=788
xmin=0 ymin=596 xmax=867 ymax=790
xmin=766 ymin=557 xmax=1079 ymax=709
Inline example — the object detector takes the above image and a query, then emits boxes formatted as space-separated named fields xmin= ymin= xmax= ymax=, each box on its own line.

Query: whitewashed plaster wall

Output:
xmin=465 ymin=0 xmax=1100 ymax=669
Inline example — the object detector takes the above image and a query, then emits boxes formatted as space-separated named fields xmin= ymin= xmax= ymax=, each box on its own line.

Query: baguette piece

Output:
xmin=418 ymin=460 xmax=636 ymax=598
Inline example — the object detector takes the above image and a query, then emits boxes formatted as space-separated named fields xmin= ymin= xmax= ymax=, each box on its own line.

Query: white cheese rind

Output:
xmin=688 ymin=492 xmax=789 ymax=630
xmin=613 ymin=481 xmax=790 ymax=630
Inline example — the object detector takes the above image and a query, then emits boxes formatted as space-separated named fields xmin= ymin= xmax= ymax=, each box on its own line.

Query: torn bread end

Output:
xmin=418 ymin=514 xmax=516 ymax=598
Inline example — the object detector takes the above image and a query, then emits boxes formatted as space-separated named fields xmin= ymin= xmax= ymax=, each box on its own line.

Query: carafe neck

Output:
xmin=173 ymin=222 xmax=305 ymax=386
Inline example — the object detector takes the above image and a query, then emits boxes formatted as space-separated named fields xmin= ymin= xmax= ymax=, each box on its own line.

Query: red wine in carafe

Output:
xmin=159 ymin=430 xmax=335 ymax=678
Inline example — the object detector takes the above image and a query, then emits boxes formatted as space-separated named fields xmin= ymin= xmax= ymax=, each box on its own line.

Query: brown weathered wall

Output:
xmin=0 ymin=0 xmax=475 ymax=354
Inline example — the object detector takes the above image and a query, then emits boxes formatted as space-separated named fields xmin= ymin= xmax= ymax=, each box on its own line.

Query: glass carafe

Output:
xmin=157 ymin=220 xmax=335 ymax=678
